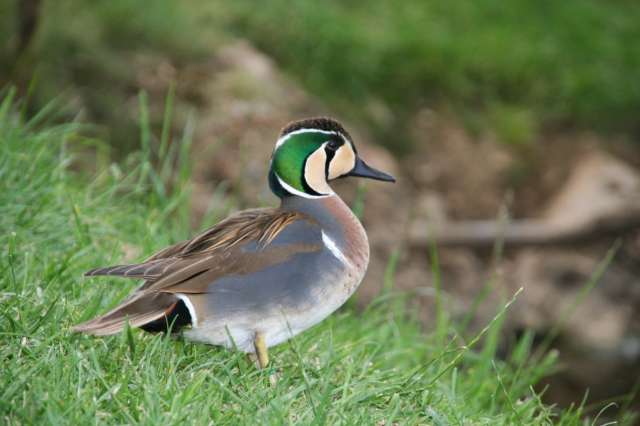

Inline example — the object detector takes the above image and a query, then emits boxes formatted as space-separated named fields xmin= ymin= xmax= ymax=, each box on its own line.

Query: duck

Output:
xmin=73 ymin=117 xmax=395 ymax=368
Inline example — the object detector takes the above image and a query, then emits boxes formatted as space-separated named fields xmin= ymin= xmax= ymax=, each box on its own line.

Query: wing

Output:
xmin=74 ymin=209 xmax=324 ymax=335
xmin=84 ymin=208 xmax=307 ymax=282
xmin=142 ymin=212 xmax=325 ymax=294
xmin=72 ymin=292 xmax=179 ymax=336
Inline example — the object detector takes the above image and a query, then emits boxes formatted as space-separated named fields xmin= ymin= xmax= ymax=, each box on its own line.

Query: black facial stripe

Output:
xmin=324 ymin=145 xmax=336 ymax=179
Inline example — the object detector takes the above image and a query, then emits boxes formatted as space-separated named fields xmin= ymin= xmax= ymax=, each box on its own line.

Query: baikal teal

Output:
xmin=74 ymin=116 xmax=395 ymax=368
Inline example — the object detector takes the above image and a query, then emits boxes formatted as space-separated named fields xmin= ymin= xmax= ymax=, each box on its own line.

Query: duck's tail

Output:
xmin=72 ymin=292 xmax=182 ymax=336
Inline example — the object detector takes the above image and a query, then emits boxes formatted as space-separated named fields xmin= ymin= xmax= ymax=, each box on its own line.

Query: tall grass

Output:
xmin=0 ymin=94 xmax=635 ymax=424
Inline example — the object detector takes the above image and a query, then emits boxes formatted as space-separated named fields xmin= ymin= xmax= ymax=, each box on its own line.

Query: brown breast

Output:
xmin=318 ymin=195 xmax=370 ymax=274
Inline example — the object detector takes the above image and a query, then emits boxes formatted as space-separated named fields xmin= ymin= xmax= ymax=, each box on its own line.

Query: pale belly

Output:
xmin=181 ymin=195 xmax=371 ymax=353
xmin=182 ymin=263 xmax=364 ymax=353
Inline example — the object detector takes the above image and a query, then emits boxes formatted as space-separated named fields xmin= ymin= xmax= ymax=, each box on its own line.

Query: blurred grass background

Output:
xmin=207 ymin=0 xmax=640 ymax=150
xmin=3 ymin=0 xmax=640 ymax=151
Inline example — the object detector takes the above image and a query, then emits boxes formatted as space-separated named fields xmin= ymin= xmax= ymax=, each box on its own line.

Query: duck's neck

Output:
xmin=280 ymin=195 xmax=343 ymax=235
xmin=280 ymin=194 xmax=369 ymax=269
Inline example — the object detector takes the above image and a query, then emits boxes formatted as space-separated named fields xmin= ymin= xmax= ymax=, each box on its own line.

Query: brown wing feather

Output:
xmin=84 ymin=208 xmax=306 ymax=280
xmin=72 ymin=293 xmax=178 ymax=336
xmin=147 ymin=242 xmax=320 ymax=294
xmin=84 ymin=258 xmax=175 ymax=280
xmin=174 ymin=208 xmax=303 ymax=257
xmin=75 ymin=208 xmax=317 ymax=335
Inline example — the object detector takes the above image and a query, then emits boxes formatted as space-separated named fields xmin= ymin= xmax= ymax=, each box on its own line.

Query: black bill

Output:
xmin=347 ymin=157 xmax=396 ymax=182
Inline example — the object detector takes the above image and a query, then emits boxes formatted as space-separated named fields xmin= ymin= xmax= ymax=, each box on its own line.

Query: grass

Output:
xmin=0 ymin=94 xmax=636 ymax=425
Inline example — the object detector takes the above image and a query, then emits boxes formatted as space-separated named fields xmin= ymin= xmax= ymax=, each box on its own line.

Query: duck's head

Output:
xmin=269 ymin=117 xmax=395 ymax=198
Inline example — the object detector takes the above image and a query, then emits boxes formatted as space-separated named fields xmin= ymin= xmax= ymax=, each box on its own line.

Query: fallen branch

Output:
xmin=408 ymin=212 xmax=640 ymax=248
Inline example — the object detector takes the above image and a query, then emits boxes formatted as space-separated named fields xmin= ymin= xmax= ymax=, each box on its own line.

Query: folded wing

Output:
xmin=73 ymin=208 xmax=320 ymax=336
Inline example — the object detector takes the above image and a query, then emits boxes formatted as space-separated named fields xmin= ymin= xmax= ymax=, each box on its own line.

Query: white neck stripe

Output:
xmin=275 ymin=172 xmax=332 ymax=199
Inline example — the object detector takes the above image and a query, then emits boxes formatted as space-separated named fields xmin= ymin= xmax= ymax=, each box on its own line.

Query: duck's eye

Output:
xmin=326 ymin=139 xmax=342 ymax=151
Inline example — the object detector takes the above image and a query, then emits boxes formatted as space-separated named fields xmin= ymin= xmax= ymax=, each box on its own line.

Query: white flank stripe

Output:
xmin=322 ymin=231 xmax=351 ymax=267
xmin=176 ymin=293 xmax=198 ymax=327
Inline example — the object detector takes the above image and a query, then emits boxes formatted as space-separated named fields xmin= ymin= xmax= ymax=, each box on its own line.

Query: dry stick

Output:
xmin=408 ymin=214 xmax=640 ymax=248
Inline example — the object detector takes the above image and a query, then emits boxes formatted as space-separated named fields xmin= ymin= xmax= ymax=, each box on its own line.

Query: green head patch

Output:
xmin=269 ymin=130 xmax=338 ymax=198
xmin=268 ymin=117 xmax=394 ymax=199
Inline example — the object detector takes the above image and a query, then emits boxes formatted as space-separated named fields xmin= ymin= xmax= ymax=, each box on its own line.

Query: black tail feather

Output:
xmin=140 ymin=299 xmax=192 ymax=333
xmin=72 ymin=293 xmax=186 ymax=336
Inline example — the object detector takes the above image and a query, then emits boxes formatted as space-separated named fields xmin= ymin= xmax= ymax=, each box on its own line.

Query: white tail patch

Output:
xmin=322 ymin=231 xmax=352 ymax=267
xmin=176 ymin=293 xmax=198 ymax=327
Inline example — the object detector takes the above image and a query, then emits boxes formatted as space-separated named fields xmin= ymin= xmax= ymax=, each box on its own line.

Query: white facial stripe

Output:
xmin=275 ymin=128 xmax=340 ymax=150
xmin=322 ymin=231 xmax=352 ymax=267
xmin=304 ymin=146 xmax=333 ymax=196
xmin=176 ymin=293 xmax=198 ymax=327
xmin=275 ymin=172 xmax=330 ymax=199
xmin=328 ymin=144 xmax=356 ymax=180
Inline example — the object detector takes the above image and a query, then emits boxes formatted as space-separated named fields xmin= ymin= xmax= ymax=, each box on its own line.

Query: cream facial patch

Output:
xmin=304 ymin=147 xmax=333 ymax=195
xmin=328 ymin=144 xmax=356 ymax=180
